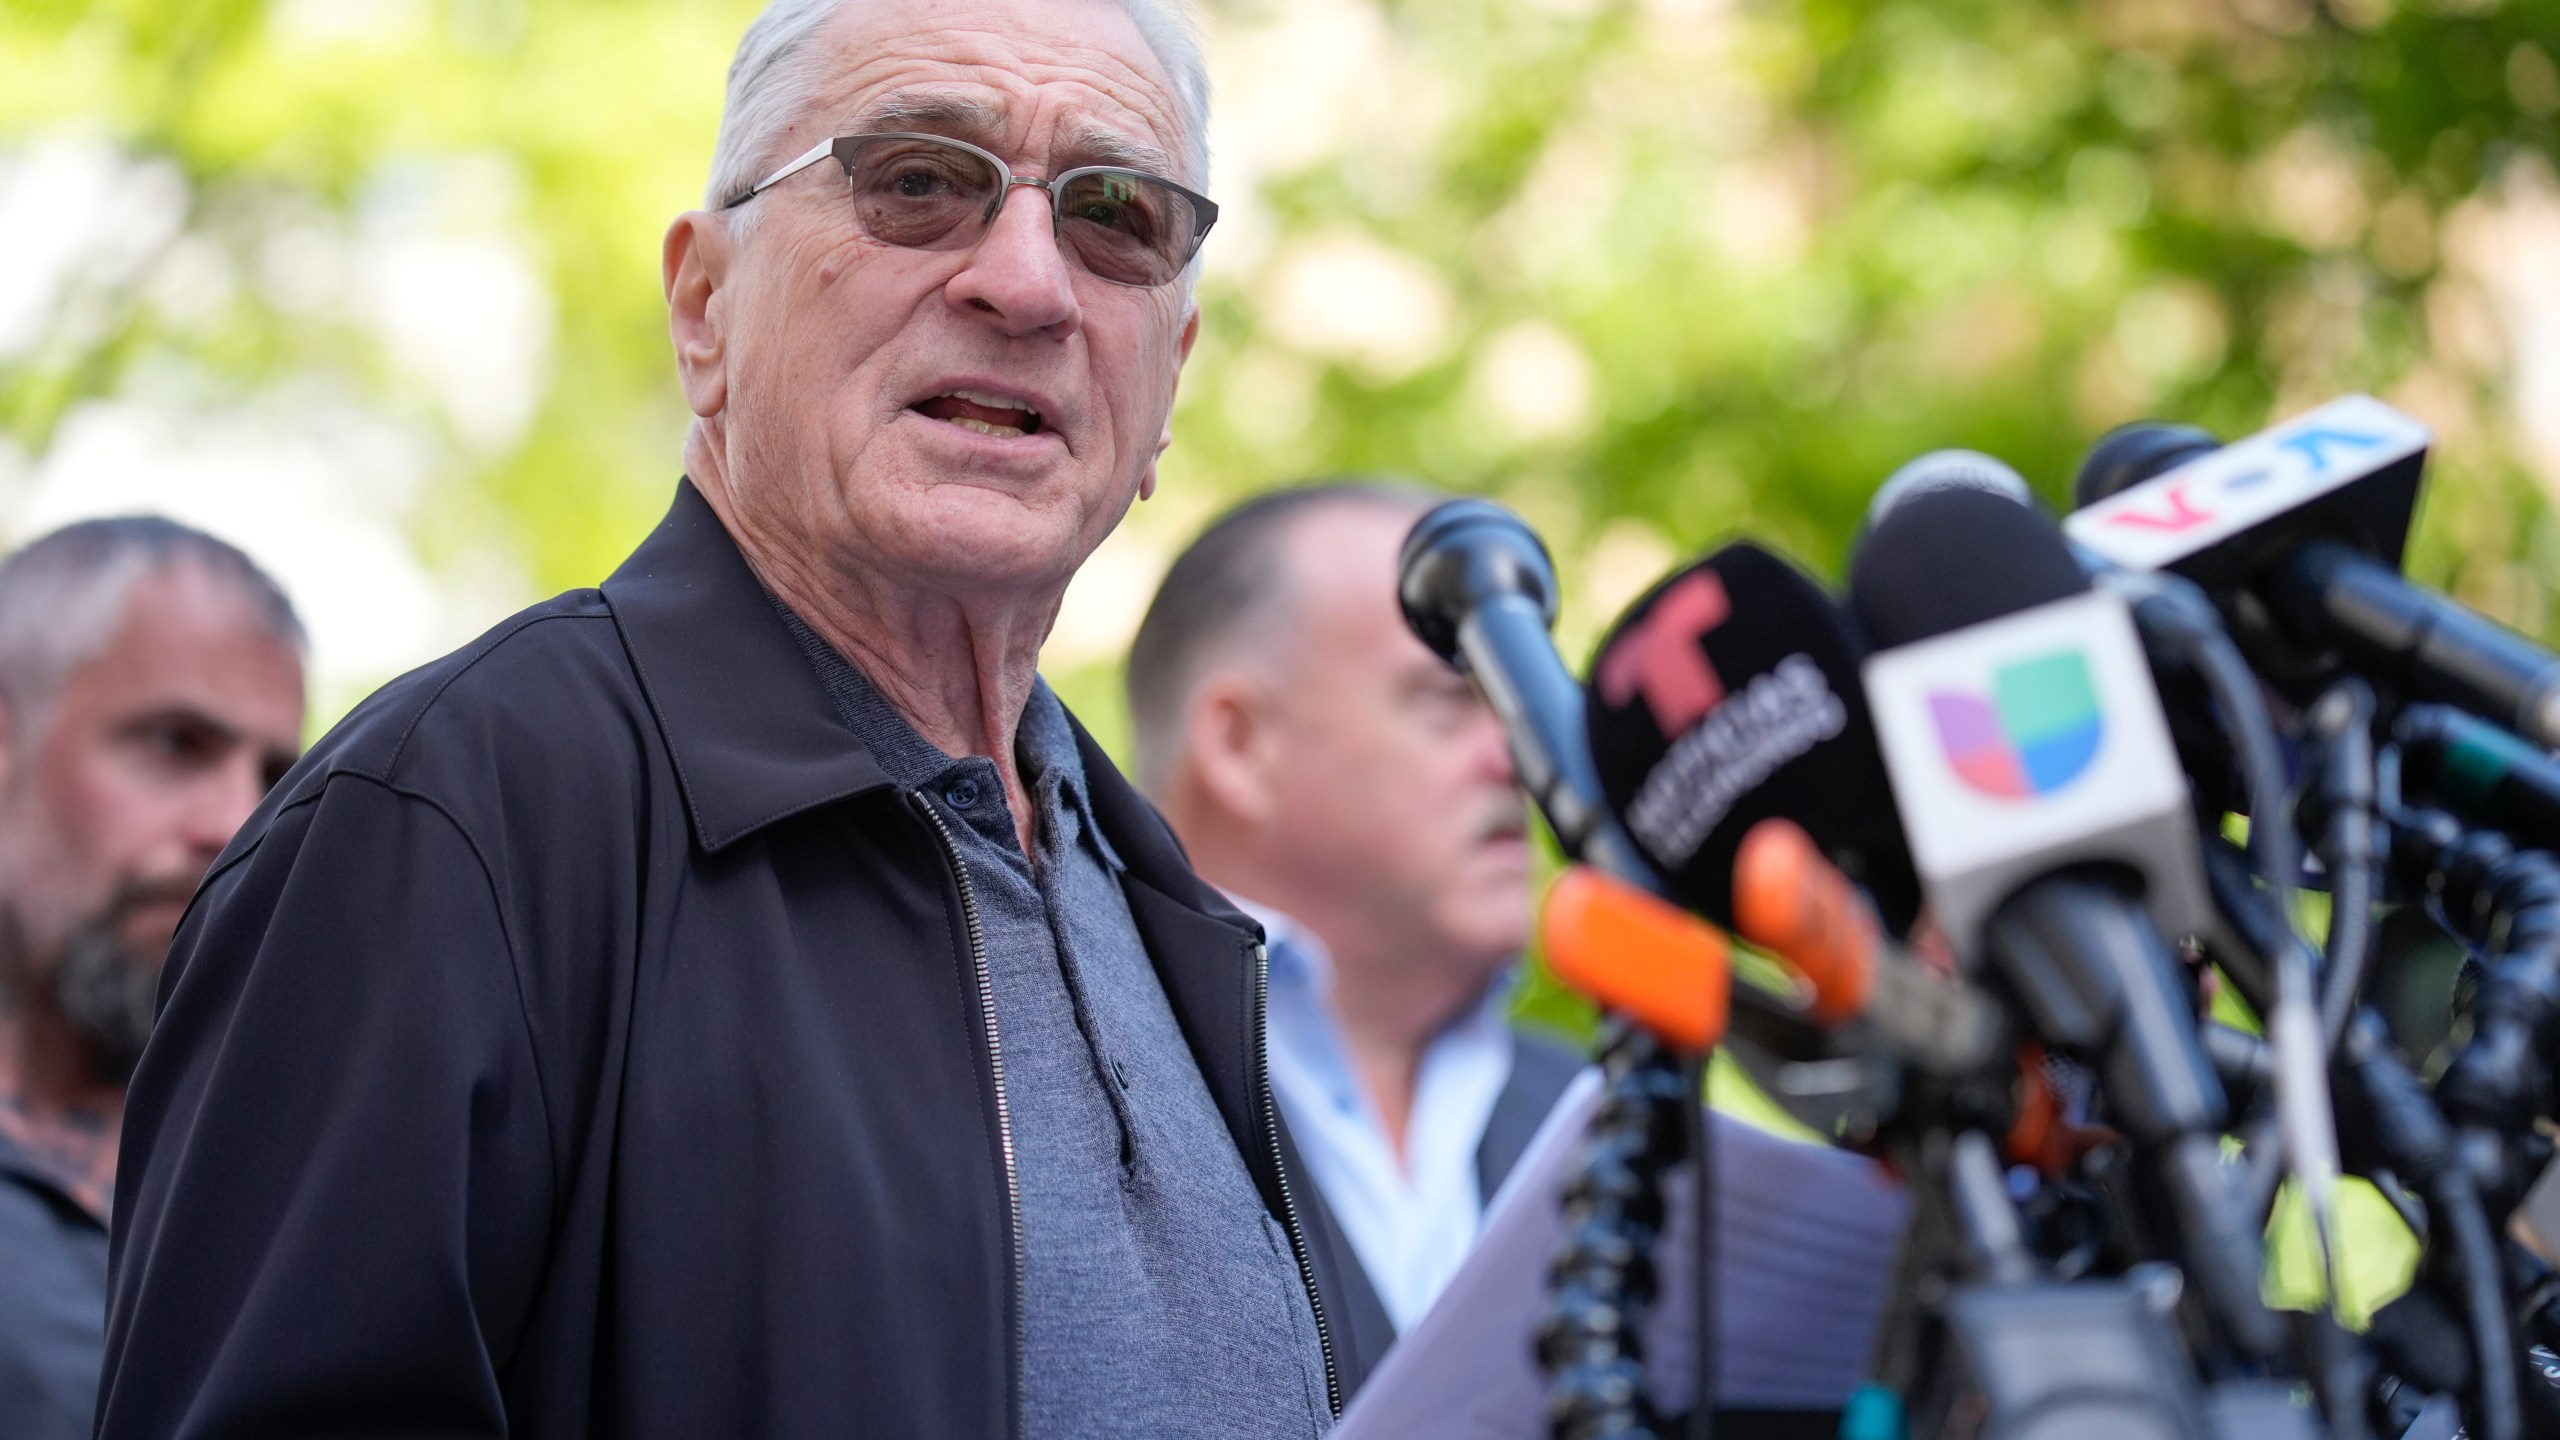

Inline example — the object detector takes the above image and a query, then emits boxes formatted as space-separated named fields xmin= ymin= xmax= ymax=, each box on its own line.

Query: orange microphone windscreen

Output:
xmin=1732 ymin=817 xmax=1878 ymax=1026
xmin=1540 ymin=866 xmax=1731 ymax=1052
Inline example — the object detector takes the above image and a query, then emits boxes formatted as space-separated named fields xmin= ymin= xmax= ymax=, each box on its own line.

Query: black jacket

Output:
xmin=100 ymin=482 xmax=1362 ymax=1439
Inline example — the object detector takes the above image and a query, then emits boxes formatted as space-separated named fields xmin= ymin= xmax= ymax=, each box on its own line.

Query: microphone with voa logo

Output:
xmin=2067 ymin=398 xmax=2560 ymax=749
xmin=1847 ymin=486 xmax=2284 ymax=1364
xmin=1582 ymin=541 xmax=1922 ymax=939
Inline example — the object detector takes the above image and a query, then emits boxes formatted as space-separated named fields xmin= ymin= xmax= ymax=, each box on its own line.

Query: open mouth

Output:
xmin=910 ymin=387 xmax=1044 ymax=440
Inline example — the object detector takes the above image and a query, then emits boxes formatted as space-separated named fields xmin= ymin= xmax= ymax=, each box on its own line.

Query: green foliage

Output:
xmin=1174 ymin=0 xmax=2560 ymax=625
xmin=7 ymin=0 xmax=2557 ymax=678
xmin=0 ymin=0 xmax=755 ymax=602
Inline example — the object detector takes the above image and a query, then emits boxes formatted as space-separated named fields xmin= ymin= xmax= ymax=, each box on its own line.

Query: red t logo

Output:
xmin=1597 ymin=570 xmax=1730 ymax=735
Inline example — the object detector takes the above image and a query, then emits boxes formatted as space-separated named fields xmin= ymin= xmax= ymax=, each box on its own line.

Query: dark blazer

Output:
xmin=1302 ymin=1027 xmax=1587 ymax=1393
xmin=98 ymin=482 xmax=1360 ymax=1439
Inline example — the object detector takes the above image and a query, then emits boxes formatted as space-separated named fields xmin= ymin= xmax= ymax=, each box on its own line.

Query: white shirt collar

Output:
xmin=1239 ymin=894 xmax=1517 ymax=1332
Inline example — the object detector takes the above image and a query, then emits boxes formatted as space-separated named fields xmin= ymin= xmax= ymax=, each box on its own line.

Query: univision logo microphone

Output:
xmin=1863 ymin=589 xmax=2213 ymax=951
xmin=1926 ymin=650 xmax=2104 ymax=800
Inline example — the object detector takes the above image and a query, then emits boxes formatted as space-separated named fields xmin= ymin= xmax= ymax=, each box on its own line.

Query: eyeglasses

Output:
xmin=723 ymin=132 xmax=1218 ymax=290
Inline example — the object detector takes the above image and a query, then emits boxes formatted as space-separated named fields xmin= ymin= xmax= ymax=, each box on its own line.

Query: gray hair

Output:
xmin=1126 ymin=481 xmax=1435 ymax=794
xmin=0 ymin=517 xmax=304 ymax=744
xmin=704 ymin=0 xmax=1212 ymax=228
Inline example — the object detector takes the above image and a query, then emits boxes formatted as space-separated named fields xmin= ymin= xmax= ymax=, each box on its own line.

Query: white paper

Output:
xmin=1334 ymin=1069 xmax=1911 ymax=1437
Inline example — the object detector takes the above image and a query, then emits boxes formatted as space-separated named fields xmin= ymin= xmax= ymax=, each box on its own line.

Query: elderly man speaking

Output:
xmin=97 ymin=1 xmax=1356 ymax=1437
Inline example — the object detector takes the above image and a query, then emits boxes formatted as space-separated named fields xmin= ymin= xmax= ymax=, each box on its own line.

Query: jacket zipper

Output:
xmin=1251 ymin=938 xmax=1342 ymax=1418
xmin=912 ymin=792 xmax=1026 ymax=1439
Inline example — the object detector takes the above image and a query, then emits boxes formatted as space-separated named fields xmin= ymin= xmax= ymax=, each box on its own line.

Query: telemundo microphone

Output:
xmin=1572 ymin=535 xmax=2008 ymax=1079
xmin=1847 ymin=485 xmax=2285 ymax=1363
xmin=2068 ymin=396 xmax=2560 ymax=750
xmin=1581 ymin=540 xmax=1922 ymax=938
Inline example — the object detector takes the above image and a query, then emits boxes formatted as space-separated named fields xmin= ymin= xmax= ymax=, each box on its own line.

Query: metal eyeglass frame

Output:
xmin=720 ymin=131 xmax=1219 ymax=287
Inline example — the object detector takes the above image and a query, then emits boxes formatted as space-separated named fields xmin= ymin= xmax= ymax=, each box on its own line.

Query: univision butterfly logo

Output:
xmin=1925 ymin=649 xmax=2104 ymax=799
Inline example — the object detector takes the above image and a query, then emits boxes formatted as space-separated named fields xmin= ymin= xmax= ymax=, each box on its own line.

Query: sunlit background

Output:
xmin=5 ymin=0 xmax=2558 ymax=738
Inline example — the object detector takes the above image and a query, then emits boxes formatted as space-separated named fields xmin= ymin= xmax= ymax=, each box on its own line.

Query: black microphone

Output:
xmin=1848 ymin=486 xmax=2282 ymax=1363
xmin=2072 ymin=422 xmax=2221 ymax=514
xmin=2068 ymin=402 xmax=2560 ymax=748
xmin=2396 ymin=703 xmax=2560 ymax=850
xmin=1582 ymin=541 xmax=1920 ymax=937
xmin=1397 ymin=499 xmax=1657 ymax=885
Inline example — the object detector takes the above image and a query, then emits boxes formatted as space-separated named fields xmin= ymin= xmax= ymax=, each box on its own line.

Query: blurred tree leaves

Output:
xmin=1175 ymin=0 xmax=2560 ymax=663
xmin=0 ymin=0 xmax=753 ymax=602
xmin=2 ymin=0 xmax=2556 ymax=693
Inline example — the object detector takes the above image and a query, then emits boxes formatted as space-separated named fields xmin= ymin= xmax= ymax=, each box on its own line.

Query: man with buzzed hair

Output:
xmin=0 ymin=518 xmax=304 ymax=1440
xmin=1128 ymin=483 xmax=1584 ymax=1379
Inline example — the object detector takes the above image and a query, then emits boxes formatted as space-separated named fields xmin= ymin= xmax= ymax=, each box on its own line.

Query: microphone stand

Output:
xmin=1396 ymin=499 xmax=1719 ymax=1440
xmin=1534 ymin=1021 xmax=1705 ymax=1440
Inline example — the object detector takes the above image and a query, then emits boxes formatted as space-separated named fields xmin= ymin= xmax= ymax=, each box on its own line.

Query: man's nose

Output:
xmin=944 ymin=185 xmax=1083 ymax=338
xmin=1469 ymin=705 xmax=1519 ymax=785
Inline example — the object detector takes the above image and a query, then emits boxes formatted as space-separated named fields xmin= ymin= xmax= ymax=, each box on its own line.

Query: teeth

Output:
xmin=946 ymin=416 xmax=1027 ymax=438
xmin=943 ymin=387 xmax=1040 ymax=421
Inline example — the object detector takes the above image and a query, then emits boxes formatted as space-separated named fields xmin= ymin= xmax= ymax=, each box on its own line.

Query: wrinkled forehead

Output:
xmin=802 ymin=0 xmax=1192 ymax=178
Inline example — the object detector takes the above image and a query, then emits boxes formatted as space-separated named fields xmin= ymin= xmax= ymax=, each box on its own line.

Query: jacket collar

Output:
xmin=601 ymin=479 xmax=1272 ymax=953
xmin=1069 ymin=711 xmax=1260 ymax=942
xmin=598 ymin=477 xmax=1268 ymax=919
xmin=602 ymin=480 xmax=894 ymax=853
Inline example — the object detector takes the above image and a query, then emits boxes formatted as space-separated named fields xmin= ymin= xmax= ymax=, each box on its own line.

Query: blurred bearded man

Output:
xmin=1128 ymin=484 xmax=1583 ymax=1379
xmin=0 ymin=519 xmax=303 ymax=1440
xmin=99 ymin=2 xmax=1359 ymax=1438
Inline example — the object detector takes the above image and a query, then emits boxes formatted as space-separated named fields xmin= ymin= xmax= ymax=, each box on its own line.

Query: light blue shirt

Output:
xmin=1248 ymin=901 xmax=1517 ymax=1333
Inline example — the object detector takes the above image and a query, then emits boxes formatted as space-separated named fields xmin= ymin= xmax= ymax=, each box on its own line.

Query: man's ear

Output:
xmin=665 ymin=211 xmax=734 ymax=420
xmin=1139 ymin=306 xmax=1203 ymax=503
xmin=1184 ymin=671 xmax=1281 ymax=826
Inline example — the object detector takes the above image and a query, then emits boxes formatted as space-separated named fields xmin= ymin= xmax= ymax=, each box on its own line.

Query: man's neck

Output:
xmin=1330 ymin=942 xmax=1498 ymax=1164
xmin=690 ymin=452 xmax=1061 ymax=854
xmin=0 ymin=1007 xmax=125 ymax=1221
xmin=1250 ymin=898 xmax=1502 ymax=1167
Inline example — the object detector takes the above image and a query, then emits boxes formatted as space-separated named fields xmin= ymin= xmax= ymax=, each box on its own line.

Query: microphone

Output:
xmin=2071 ymin=422 xmax=2221 ymax=515
xmin=2395 ymin=702 xmax=2560 ymax=850
xmin=1863 ymin=449 xmax=2034 ymax=536
xmin=1848 ymin=487 xmax=2212 ymax=955
xmin=1540 ymin=865 xmax=1733 ymax=1053
xmin=1582 ymin=541 xmax=1922 ymax=937
xmin=1847 ymin=485 xmax=2280 ymax=1362
xmin=2067 ymin=398 xmax=2560 ymax=748
xmin=1880 ymin=448 xmax=2270 ymax=840
xmin=1397 ymin=500 xmax=1658 ymax=883
xmin=1729 ymin=817 xmax=2007 ymax=1077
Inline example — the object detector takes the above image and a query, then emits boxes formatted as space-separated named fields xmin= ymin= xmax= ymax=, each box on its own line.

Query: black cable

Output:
xmin=2390 ymin=811 xmax=2560 ymax=1205
xmin=2310 ymin=681 xmax=2382 ymax=1050
xmin=1685 ymin=1052 xmax=1714 ymax=1440
xmin=2370 ymin=807 xmax=2560 ymax=1439
xmin=2337 ymin=1008 xmax=2520 ymax=1440
xmin=2118 ymin=573 xmax=2305 ymax=913
xmin=2202 ymin=835 xmax=2298 ymax=1226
